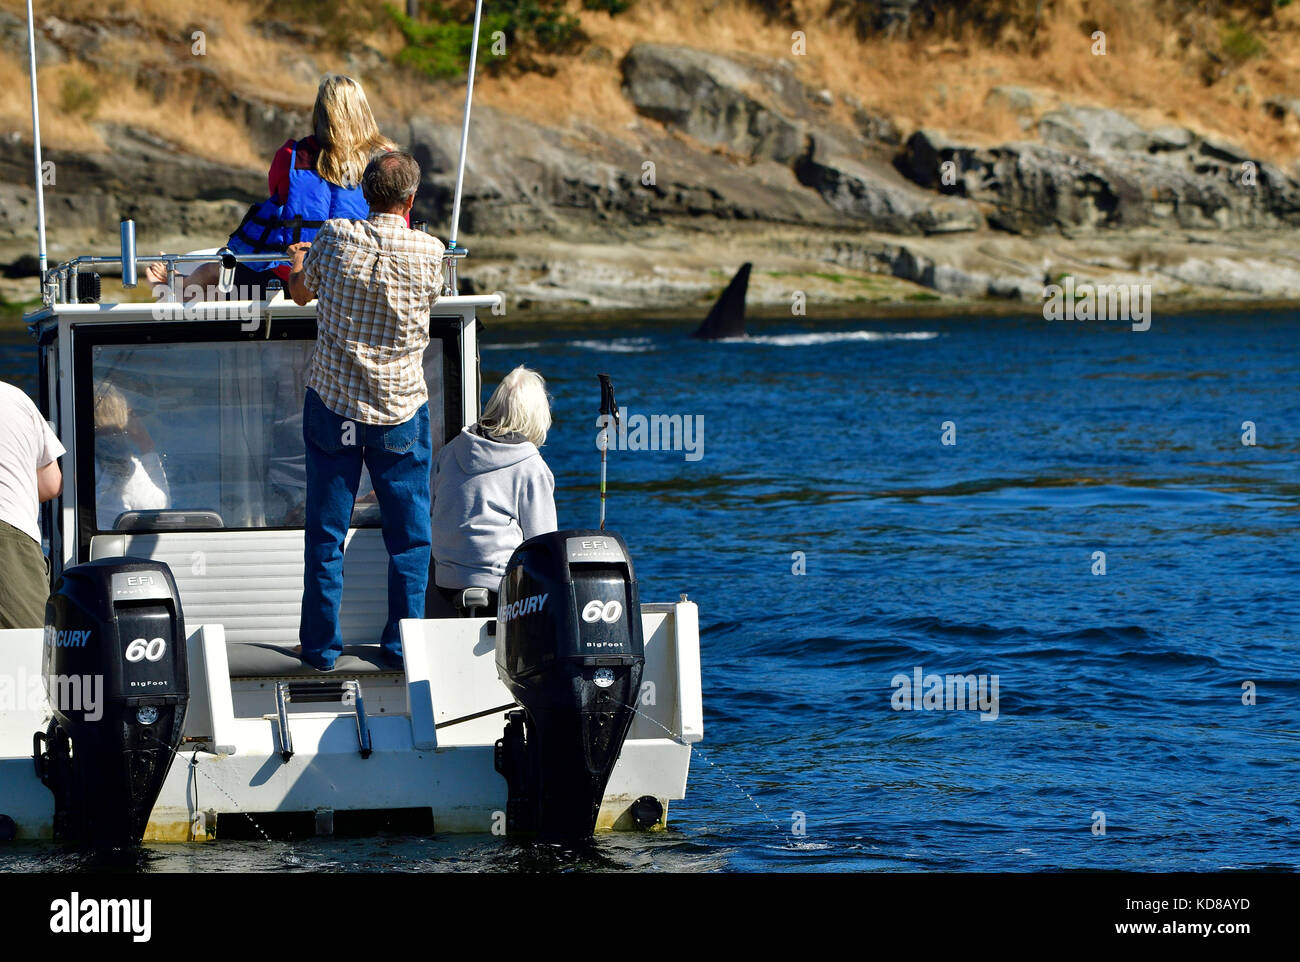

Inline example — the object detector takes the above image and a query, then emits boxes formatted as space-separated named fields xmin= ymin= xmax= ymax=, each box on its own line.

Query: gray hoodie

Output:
xmin=430 ymin=424 xmax=557 ymax=590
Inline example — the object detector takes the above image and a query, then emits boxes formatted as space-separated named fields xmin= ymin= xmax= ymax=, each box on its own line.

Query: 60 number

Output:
xmin=581 ymin=599 xmax=623 ymax=624
xmin=125 ymin=637 xmax=166 ymax=663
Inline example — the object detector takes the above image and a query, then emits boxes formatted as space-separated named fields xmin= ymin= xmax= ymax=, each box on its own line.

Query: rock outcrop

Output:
xmin=4 ymin=21 xmax=1300 ymax=311
xmin=620 ymin=43 xmax=806 ymax=163
xmin=900 ymin=108 xmax=1300 ymax=235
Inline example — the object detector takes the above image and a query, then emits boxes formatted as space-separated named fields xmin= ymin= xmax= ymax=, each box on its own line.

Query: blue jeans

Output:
xmin=299 ymin=388 xmax=432 ymax=670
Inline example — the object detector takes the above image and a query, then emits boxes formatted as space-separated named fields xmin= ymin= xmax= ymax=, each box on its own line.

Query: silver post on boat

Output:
xmin=216 ymin=247 xmax=236 ymax=295
xmin=445 ymin=0 xmax=484 ymax=295
xmin=24 ymin=0 xmax=48 ymax=298
xmin=119 ymin=219 xmax=137 ymax=288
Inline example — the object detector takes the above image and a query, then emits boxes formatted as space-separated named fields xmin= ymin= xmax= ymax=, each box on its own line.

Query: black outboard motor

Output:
xmin=34 ymin=558 xmax=188 ymax=844
xmin=494 ymin=530 xmax=644 ymax=838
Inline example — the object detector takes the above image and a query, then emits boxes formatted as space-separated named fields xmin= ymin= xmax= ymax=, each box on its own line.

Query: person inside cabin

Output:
xmin=94 ymin=382 xmax=169 ymax=527
xmin=144 ymin=74 xmax=395 ymax=300
xmin=0 ymin=380 xmax=64 ymax=629
xmin=429 ymin=366 xmax=557 ymax=616
xmin=286 ymin=150 xmax=445 ymax=671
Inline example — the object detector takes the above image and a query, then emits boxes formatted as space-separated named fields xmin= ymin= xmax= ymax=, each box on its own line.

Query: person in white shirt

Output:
xmin=93 ymin=382 xmax=169 ymax=528
xmin=0 ymin=380 xmax=64 ymax=628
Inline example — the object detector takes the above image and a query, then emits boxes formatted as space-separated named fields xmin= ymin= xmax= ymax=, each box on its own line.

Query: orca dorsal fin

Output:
xmin=691 ymin=263 xmax=752 ymax=339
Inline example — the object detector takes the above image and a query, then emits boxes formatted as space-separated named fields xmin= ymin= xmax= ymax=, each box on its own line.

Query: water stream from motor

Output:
xmin=184 ymin=751 xmax=303 ymax=864
xmin=621 ymin=701 xmax=803 ymax=847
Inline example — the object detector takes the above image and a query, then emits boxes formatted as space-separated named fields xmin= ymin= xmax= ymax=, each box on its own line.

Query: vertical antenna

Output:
xmin=25 ymin=0 xmax=48 ymax=288
xmin=448 ymin=0 xmax=483 ymax=252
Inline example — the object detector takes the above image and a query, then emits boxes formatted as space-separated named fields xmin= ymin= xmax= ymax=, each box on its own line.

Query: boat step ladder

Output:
xmin=274 ymin=679 xmax=373 ymax=761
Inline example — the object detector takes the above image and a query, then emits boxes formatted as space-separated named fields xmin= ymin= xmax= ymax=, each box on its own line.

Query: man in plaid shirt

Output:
xmin=286 ymin=151 xmax=445 ymax=671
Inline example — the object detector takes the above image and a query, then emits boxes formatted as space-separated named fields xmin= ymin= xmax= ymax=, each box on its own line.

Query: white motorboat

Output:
xmin=0 ymin=0 xmax=702 ymax=845
xmin=0 ymin=265 xmax=703 ymax=844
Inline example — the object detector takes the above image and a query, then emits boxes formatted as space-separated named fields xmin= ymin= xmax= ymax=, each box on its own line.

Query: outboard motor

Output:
xmin=34 ymin=558 xmax=188 ymax=844
xmin=494 ymin=530 xmax=644 ymax=838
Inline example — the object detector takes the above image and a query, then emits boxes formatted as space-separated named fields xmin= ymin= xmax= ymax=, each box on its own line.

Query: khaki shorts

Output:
xmin=0 ymin=519 xmax=51 ymax=629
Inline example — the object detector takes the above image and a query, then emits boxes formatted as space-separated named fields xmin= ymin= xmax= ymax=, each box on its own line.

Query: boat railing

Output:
xmin=39 ymin=221 xmax=469 ymax=307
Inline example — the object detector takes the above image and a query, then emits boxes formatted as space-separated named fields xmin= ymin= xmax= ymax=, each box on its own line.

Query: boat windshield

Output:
xmin=82 ymin=335 xmax=448 ymax=533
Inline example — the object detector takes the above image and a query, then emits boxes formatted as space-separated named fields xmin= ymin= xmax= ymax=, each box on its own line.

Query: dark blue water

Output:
xmin=3 ymin=309 xmax=1298 ymax=872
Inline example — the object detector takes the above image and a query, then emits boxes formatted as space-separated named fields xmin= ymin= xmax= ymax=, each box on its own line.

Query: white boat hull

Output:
xmin=0 ymin=601 xmax=702 ymax=841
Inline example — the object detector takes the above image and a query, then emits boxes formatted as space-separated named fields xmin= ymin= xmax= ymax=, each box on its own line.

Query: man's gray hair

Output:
xmin=362 ymin=150 xmax=421 ymax=210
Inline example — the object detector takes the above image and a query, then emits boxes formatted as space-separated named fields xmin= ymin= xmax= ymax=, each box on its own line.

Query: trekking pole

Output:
xmin=597 ymin=374 xmax=618 ymax=530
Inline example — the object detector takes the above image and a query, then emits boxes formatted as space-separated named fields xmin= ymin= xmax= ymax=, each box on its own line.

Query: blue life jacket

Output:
xmin=228 ymin=141 xmax=370 ymax=272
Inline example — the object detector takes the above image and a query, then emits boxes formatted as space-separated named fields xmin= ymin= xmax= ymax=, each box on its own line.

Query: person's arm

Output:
xmin=268 ymin=139 xmax=294 ymax=203
xmin=428 ymin=452 xmax=441 ymax=512
xmin=122 ymin=416 xmax=168 ymax=502
xmin=37 ymin=460 xmax=61 ymax=502
xmin=136 ymin=450 xmax=169 ymax=503
xmin=36 ymin=413 xmax=65 ymax=502
xmin=517 ymin=462 xmax=557 ymax=539
xmin=287 ymin=241 xmax=315 ymax=305
xmin=430 ymin=238 xmax=447 ymax=304
xmin=267 ymin=141 xmax=297 ymax=282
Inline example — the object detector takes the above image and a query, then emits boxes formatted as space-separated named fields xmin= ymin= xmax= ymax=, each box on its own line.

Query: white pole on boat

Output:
xmin=448 ymin=0 xmax=484 ymax=252
xmin=24 ymin=0 xmax=48 ymax=287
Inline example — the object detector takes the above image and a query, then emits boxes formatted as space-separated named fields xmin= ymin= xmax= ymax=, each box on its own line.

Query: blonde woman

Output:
xmin=430 ymin=367 xmax=558 ymax=614
xmin=93 ymin=382 xmax=168 ymax=528
xmin=146 ymin=74 xmax=396 ymax=298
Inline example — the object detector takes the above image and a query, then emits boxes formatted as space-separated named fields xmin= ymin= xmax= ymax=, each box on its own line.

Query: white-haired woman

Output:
xmin=430 ymin=366 xmax=557 ymax=614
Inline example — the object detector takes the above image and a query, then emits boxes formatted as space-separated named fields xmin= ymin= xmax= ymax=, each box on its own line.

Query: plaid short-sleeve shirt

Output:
xmin=303 ymin=213 xmax=445 ymax=426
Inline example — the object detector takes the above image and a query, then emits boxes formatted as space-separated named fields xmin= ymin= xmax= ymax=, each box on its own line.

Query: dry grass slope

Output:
xmin=0 ymin=0 xmax=1298 ymax=165
xmin=577 ymin=0 xmax=1300 ymax=160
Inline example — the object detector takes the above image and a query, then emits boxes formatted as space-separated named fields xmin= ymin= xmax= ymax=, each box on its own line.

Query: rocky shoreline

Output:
xmin=3 ymin=18 xmax=1300 ymax=320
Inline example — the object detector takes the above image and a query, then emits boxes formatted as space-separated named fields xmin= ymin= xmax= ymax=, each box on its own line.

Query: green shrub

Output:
xmin=389 ymin=4 xmax=486 ymax=79
xmin=60 ymin=75 xmax=99 ymax=119
xmin=389 ymin=0 xmax=585 ymax=78
xmin=1221 ymin=23 xmax=1265 ymax=63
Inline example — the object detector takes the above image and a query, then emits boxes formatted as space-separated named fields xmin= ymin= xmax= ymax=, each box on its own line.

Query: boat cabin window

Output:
xmin=75 ymin=320 xmax=462 ymax=541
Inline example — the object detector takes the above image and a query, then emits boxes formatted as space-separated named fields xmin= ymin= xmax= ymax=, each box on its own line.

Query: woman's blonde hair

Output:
xmin=312 ymin=74 xmax=394 ymax=189
xmin=94 ymin=382 xmax=129 ymax=431
xmin=480 ymin=367 xmax=552 ymax=446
